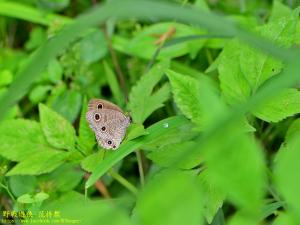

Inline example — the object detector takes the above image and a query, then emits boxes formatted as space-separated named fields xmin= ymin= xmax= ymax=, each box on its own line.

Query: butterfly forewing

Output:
xmin=86 ymin=99 xmax=130 ymax=150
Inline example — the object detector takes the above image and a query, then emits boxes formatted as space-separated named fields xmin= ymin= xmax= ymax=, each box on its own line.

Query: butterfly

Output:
xmin=86 ymin=99 xmax=130 ymax=150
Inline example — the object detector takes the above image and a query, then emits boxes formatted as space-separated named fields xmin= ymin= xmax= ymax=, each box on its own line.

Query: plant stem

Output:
xmin=109 ymin=170 xmax=138 ymax=196
xmin=136 ymin=150 xmax=145 ymax=186
xmin=0 ymin=182 xmax=16 ymax=202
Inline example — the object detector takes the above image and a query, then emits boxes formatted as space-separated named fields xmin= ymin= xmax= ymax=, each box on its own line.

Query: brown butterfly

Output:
xmin=86 ymin=99 xmax=130 ymax=150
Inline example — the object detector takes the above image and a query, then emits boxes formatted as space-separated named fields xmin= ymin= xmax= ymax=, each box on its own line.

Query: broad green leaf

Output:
xmin=269 ymin=1 xmax=292 ymax=23
xmin=81 ymin=151 xmax=105 ymax=172
xmin=34 ymin=192 xmax=49 ymax=202
xmin=197 ymin=171 xmax=225 ymax=224
xmin=128 ymin=62 xmax=171 ymax=123
xmin=17 ymin=192 xmax=49 ymax=204
xmin=51 ymin=89 xmax=82 ymax=123
xmin=285 ymin=118 xmax=300 ymax=142
xmin=0 ymin=119 xmax=54 ymax=161
xmin=9 ymin=175 xmax=37 ymax=197
xmin=219 ymin=8 xmax=298 ymax=106
xmin=125 ymin=22 xmax=206 ymax=59
xmin=135 ymin=170 xmax=203 ymax=225
xmin=166 ymin=70 xmax=223 ymax=130
xmin=202 ymin=126 xmax=265 ymax=215
xmin=103 ymin=60 xmax=124 ymax=106
xmin=218 ymin=40 xmax=252 ymax=105
xmin=39 ymin=104 xmax=76 ymax=151
xmin=78 ymin=97 xmax=96 ymax=154
xmin=274 ymin=119 xmax=300 ymax=220
xmin=6 ymin=150 xmax=68 ymax=176
xmin=17 ymin=194 xmax=35 ymax=204
xmin=252 ymin=88 xmax=300 ymax=122
xmin=273 ymin=213 xmax=298 ymax=225
xmin=80 ymin=29 xmax=108 ymax=64
xmin=39 ymin=164 xmax=84 ymax=192
xmin=147 ymin=141 xmax=203 ymax=169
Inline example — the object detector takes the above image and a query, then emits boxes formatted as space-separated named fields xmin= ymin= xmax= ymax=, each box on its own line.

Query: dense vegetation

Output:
xmin=1 ymin=0 xmax=300 ymax=225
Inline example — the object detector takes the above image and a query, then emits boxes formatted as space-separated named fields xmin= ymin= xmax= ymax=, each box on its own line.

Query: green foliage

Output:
xmin=1 ymin=0 xmax=300 ymax=225
xmin=274 ymin=118 xmax=300 ymax=220
xmin=39 ymin=103 xmax=76 ymax=151
xmin=0 ymin=119 xmax=54 ymax=161
xmin=128 ymin=61 xmax=171 ymax=123
xmin=6 ymin=150 xmax=68 ymax=176
xmin=77 ymin=97 xmax=96 ymax=154
xmin=134 ymin=170 xmax=203 ymax=225
xmin=253 ymin=88 xmax=300 ymax=122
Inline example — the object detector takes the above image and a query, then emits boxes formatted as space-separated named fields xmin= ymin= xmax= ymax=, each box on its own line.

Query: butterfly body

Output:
xmin=86 ymin=99 xmax=130 ymax=150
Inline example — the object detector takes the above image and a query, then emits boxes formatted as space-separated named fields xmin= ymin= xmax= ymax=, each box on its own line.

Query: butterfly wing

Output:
xmin=88 ymin=99 xmax=123 ymax=113
xmin=86 ymin=108 xmax=130 ymax=150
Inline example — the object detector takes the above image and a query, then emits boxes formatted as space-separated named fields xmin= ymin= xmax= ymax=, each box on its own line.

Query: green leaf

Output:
xmin=197 ymin=171 xmax=225 ymax=224
xmin=274 ymin=119 xmax=300 ymax=219
xmin=0 ymin=2 xmax=71 ymax=26
xmin=29 ymin=85 xmax=52 ymax=104
xmin=81 ymin=151 xmax=105 ymax=173
xmin=228 ymin=212 xmax=258 ymax=225
xmin=166 ymin=70 xmax=223 ymax=130
xmin=128 ymin=62 xmax=171 ymax=123
xmin=78 ymin=97 xmax=96 ymax=154
xmin=80 ymin=30 xmax=108 ymax=64
xmin=0 ymin=69 xmax=13 ymax=87
xmin=218 ymin=8 xmax=298 ymax=106
xmin=17 ymin=192 xmax=49 ymax=204
xmin=261 ymin=201 xmax=284 ymax=220
xmin=43 ymin=198 xmax=132 ymax=225
xmin=39 ymin=103 xmax=76 ymax=151
xmin=25 ymin=27 xmax=47 ymax=50
xmin=147 ymin=141 xmax=203 ymax=169
xmin=86 ymin=116 xmax=189 ymax=188
xmin=34 ymin=192 xmax=49 ymax=202
xmin=39 ymin=164 xmax=84 ymax=192
xmin=17 ymin=194 xmax=34 ymax=204
xmin=252 ymin=88 xmax=300 ymax=122
xmin=218 ymin=41 xmax=252 ymax=105
xmin=135 ymin=170 xmax=203 ymax=225
xmin=125 ymin=22 xmax=205 ymax=59
xmin=47 ymin=58 xmax=63 ymax=84
xmin=6 ymin=150 xmax=68 ymax=176
xmin=103 ymin=60 xmax=124 ymax=106
xmin=269 ymin=1 xmax=292 ymax=23
xmin=273 ymin=213 xmax=298 ymax=225
xmin=201 ymin=124 xmax=265 ymax=215
xmin=9 ymin=175 xmax=37 ymax=197
xmin=51 ymin=89 xmax=82 ymax=123
xmin=0 ymin=119 xmax=54 ymax=161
